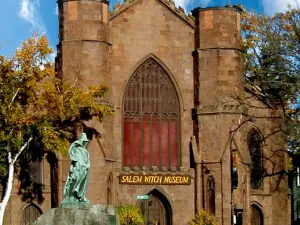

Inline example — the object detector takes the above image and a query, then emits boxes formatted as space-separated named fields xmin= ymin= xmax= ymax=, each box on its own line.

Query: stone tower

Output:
xmin=57 ymin=0 xmax=110 ymax=88
xmin=192 ymin=6 xmax=290 ymax=225
xmin=56 ymin=0 xmax=115 ymax=206
xmin=192 ymin=6 xmax=244 ymax=225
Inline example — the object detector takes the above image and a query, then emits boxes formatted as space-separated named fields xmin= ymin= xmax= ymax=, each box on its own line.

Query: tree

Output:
xmin=189 ymin=210 xmax=218 ymax=225
xmin=0 ymin=34 xmax=113 ymax=224
xmin=241 ymin=6 xmax=300 ymax=153
xmin=118 ymin=205 xmax=144 ymax=225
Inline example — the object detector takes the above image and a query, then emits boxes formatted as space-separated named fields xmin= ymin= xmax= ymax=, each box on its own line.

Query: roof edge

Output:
xmin=109 ymin=0 xmax=195 ymax=28
xmin=191 ymin=5 xmax=244 ymax=16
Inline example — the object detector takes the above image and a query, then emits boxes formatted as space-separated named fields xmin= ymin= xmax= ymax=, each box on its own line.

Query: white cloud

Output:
xmin=262 ymin=0 xmax=300 ymax=15
xmin=55 ymin=5 xmax=58 ymax=16
xmin=174 ymin=0 xmax=212 ymax=13
xmin=19 ymin=0 xmax=45 ymax=33
xmin=174 ymin=0 xmax=191 ymax=11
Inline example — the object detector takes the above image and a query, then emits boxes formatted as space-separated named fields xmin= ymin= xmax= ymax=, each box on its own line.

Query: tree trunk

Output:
xmin=0 ymin=137 xmax=32 ymax=225
xmin=0 ymin=159 xmax=14 ymax=225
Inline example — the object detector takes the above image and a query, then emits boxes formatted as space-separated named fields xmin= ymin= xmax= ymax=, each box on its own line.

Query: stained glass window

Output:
xmin=123 ymin=59 xmax=180 ymax=169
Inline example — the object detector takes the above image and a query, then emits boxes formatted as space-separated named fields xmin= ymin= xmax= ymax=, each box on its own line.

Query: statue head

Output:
xmin=78 ymin=132 xmax=89 ymax=146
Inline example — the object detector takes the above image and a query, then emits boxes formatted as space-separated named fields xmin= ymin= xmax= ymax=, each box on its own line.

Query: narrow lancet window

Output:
xmin=248 ymin=129 xmax=263 ymax=189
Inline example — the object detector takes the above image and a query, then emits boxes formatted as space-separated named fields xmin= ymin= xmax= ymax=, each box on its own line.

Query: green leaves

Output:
xmin=242 ymin=8 xmax=299 ymax=100
xmin=242 ymin=7 xmax=300 ymax=153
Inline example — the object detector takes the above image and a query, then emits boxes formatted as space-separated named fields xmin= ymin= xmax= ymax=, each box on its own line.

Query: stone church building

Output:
xmin=3 ymin=0 xmax=291 ymax=224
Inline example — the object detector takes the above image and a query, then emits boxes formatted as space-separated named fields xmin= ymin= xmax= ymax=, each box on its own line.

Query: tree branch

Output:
xmin=10 ymin=137 xmax=33 ymax=165
xmin=63 ymin=77 xmax=78 ymax=95
xmin=8 ymin=88 xmax=20 ymax=109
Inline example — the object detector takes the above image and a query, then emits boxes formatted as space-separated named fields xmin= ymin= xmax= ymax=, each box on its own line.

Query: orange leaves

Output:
xmin=1 ymin=33 xmax=112 ymax=155
xmin=14 ymin=33 xmax=54 ymax=83
xmin=189 ymin=210 xmax=219 ymax=225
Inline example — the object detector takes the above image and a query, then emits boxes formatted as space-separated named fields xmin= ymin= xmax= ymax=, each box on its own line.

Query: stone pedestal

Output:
xmin=33 ymin=205 xmax=119 ymax=225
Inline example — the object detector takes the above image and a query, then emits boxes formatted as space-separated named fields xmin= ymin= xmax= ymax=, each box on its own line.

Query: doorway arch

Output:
xmin=139 ymin=189 xmax=172 ymax=225
xmin=251 ymin=204 xmax=264 ymax=225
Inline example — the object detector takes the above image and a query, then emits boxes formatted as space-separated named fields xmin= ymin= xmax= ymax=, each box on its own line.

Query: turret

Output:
xmin=56 ymin=0 xmax=113 ymax=205
xmin=57 ymin=0 xmax=110 ymax=88
xmin=191 ymin=6 xmax=244 ymax=223
xmin=192 ymin=6 xmax=243 ymax=108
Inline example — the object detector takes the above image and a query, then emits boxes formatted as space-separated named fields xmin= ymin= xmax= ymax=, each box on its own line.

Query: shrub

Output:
xmin=189 ymin=210 xmax=219 ymax=225
xmin=118 ymin=205 xmax=144 ymax=225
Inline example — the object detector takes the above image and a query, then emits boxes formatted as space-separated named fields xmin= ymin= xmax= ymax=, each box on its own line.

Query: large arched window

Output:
xmin=247 ymin=129 xmax=263 ymax=189
xmin=207 ymin=176 xmax=215 ymax=214
xmin=123 ymin=59 xmax=180 ymax=170
xmin=21 ymin=204 xmax=42 ymax=225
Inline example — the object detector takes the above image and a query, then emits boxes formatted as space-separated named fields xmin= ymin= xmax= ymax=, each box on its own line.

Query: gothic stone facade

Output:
xmin=3 ymin=0 xmax=291 ymax=225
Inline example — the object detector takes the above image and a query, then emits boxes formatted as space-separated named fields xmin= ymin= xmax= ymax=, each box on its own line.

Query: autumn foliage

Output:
xmin=118 ymin=205 xmax=144 ymax=225
xmin=189 ymin=210 xmax=219 ymax=225
xmin=0 ymin=34 xmax=113 ymax=216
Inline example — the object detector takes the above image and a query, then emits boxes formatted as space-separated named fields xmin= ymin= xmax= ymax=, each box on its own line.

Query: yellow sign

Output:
xmin=119 ymin=174 xmax=191 ymax=185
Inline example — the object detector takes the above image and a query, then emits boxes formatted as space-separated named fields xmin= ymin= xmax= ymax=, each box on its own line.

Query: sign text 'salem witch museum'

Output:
xmin=119 ymin=175 xmax=191 ymax=185
xmin=3 ymin=1 xmax=290 ymax=225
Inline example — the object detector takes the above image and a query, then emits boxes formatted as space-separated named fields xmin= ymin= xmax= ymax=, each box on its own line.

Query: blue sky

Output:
xmin=0 ymin=0 xmax=299 ymax=58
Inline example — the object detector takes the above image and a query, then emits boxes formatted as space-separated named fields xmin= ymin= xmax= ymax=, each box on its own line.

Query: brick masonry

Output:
xmin=3 ymin=0 xmax=290 ymax=225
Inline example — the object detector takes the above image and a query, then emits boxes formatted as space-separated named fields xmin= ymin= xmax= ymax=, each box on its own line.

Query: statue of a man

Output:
xmin=62 ymin=132 xmax=90 ymax=205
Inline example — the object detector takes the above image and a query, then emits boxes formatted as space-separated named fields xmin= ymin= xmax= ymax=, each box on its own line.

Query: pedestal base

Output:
xmin=33 ymin=204 xmax=119 ymax=225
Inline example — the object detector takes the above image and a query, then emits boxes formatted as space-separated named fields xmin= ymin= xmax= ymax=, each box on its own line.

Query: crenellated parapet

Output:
xmin=110 ymin=0 xmax=195 ymax=27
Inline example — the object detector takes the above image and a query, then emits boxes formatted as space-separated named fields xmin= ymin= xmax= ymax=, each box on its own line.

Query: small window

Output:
xmin=107 ymin=174 xmax=113 ymax=205
xmin=297 ymin=201 xmax=300 ymax=219
xmin=207 ymin=176 xmax=215 ymax=215
xmin=21 ymin=204 xmax=42 ymax=225
xmin=297 ymin=167 xmax=300 ymax=187
xmin=30 ymin=160 xmax=43 ymax=185
xmin=251 ymin=205 xmax=263 ymax=225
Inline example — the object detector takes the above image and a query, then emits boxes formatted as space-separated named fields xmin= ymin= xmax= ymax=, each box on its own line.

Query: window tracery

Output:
xmin=123 ymin=59 xmax=180 ymax=169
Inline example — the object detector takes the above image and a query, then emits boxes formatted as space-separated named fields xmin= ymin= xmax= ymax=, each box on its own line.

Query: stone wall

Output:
xmin=2 ymin=1 xmax=290 ymax=225
xmin=109 ymin=0 xmax=195 ymax=224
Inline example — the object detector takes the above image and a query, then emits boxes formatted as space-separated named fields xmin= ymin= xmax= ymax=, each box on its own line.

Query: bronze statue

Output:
xmin=62 ymin=132 xmax=90 ymax=205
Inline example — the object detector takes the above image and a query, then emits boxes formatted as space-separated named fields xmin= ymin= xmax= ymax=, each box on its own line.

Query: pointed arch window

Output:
xmin=207 ymin=176 xmax=215 ymax=214
xmin=107 ymin=174 xmax=113 ymax=205
xmin=251 ymin=205 xmax=264 ymax=225
xmin=123 ymin=58 xmax=180 ymax=170
xmin=21 ymin=204 xmax=42 ymax=225
xmin=248 ymin=129 xmax=263 ymax=189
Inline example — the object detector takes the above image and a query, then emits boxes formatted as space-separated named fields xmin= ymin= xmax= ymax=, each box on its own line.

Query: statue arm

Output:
xmin=69 ymin=144 xmax=90 ymax=168
xmin=69 ymin=144 xmax=82 ymax=162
